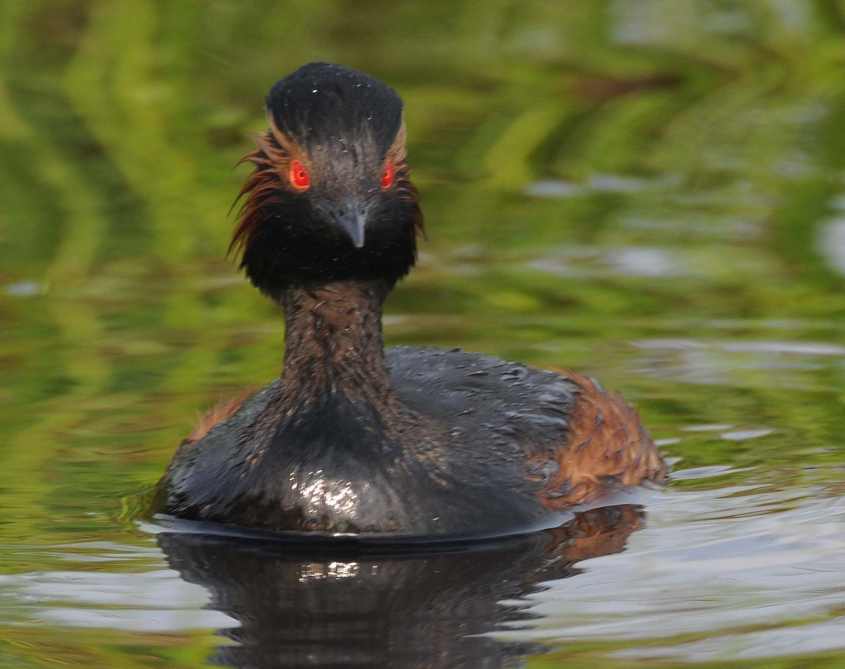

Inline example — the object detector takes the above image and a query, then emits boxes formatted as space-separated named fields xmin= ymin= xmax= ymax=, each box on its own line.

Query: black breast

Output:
xmin=156 ymin=347 xmax=581 ymax=539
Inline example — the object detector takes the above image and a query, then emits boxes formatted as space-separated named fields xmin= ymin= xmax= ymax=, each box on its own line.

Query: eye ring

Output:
xmin=381 ymin=162 xmax=395 ymax=190
xmin=289 ymin=160 xmax=310 ymax=191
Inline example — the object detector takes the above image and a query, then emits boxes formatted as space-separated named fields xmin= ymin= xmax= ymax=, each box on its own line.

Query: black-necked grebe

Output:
xmin=154 ymin=62 xmax=666 ymax=538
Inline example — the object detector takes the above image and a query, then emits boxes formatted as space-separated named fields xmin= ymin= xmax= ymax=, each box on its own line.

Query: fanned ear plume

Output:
xmin=229 ymin=125 xmax=299 ymax=261
xmin=387 ymin=121 xmax=424 ymax=240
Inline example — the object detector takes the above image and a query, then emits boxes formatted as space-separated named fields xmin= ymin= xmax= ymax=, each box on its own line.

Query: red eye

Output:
xmin=381 ymin=162 xmax=395 ymax=190
xmin=289 ymin=160 xmax=310 ymax=191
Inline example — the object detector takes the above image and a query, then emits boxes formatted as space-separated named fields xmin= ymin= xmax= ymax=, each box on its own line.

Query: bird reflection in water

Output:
xmin=158 ymin=504 xmax=644 ymax=669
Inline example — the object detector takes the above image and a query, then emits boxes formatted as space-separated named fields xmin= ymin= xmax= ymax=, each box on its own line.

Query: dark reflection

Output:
xmin=158 ymin=504 xmax=644 ymax=669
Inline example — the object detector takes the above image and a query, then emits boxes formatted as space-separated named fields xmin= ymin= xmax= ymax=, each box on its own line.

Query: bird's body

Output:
xmin=154 ymin=63 xmax=665 ymax=538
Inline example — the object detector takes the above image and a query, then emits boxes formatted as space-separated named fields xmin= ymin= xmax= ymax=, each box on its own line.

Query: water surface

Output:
xmin=2 ymin=2 xmax=845 ymax=668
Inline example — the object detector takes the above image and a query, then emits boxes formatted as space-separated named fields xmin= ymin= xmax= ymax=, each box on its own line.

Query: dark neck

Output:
xmin=280 ymin=280 xmax=392 ymax=401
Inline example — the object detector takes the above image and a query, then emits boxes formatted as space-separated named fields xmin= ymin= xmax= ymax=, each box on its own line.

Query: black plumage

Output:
xmin=154 ymin=63 xmax=666 ymax=539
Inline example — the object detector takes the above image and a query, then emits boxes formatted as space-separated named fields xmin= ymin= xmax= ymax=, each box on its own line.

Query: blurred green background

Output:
xmin=2 ymin=1 xmax=845 ymax=667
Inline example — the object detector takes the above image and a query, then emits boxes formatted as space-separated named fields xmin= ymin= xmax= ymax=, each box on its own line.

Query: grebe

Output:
xmin=155 ymin=63 xmax=665 ymax=538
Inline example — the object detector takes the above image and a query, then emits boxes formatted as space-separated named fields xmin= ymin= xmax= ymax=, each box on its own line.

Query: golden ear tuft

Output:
xmin=229 ymin=121 xmax=306 ymax=260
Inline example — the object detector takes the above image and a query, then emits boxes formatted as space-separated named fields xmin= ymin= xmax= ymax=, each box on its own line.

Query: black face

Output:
xmin=232 ymin=63 xmax=423 ymax=298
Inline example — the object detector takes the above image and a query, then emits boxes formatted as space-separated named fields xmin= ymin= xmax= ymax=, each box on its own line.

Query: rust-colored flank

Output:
xmin=538 ymin=371 xmax=667 ymax=510
xmin=185 ymin=391 xmax=252 ymax=445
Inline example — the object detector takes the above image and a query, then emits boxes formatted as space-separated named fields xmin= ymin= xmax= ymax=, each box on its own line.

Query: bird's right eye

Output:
xmin=289 ymin=160 xmax=311 ymax=191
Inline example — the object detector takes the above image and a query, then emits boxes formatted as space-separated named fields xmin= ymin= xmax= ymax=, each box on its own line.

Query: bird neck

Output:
xmin=279 ymin=280 xmax=392 ymax=401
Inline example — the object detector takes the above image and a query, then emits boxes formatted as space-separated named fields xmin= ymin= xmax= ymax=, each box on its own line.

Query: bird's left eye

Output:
xmin=381 ymin=162 xmax=395 ymax=190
